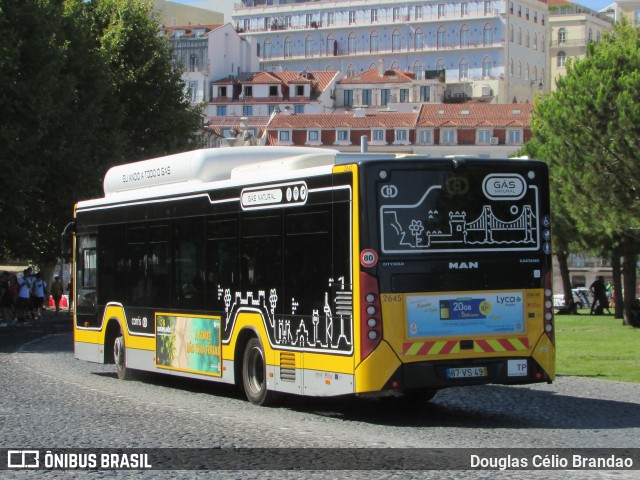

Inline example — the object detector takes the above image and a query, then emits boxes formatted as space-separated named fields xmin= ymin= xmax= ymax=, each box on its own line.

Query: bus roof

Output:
xmin=102 ymin=147 xmax=398 ymax=198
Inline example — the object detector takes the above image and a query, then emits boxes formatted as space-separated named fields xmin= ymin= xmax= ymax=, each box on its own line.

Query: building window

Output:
xmin=393 ymin=7 xmax=401 ymax=22
xmin=344 ymin=90 xmax=353 ymax=107
xmin=461 ymin=2 xmax=469 ymax=16
xmin=327 ymin=12 xmax=334 ymax=26
xmin=518 ymin=27 xmax=522 ymax=45
xmin=484 ymin=1 xmax=492 ymax=15
xmin=392 ymin=30 xmax=401 ymax=52
xmin=348 ymin=32 xmax=356 ymax=55
xmin=243 ymin=86 xmax=253 ymax=97
xmin=336 ymin=130 xmax=350 ymax=142
xmin=415 ymin=28 xmax=423 ymax=50
xmin=399 ymin=89 xmax=409 ymax=102
xmin=420 ymin=85 xmax=430 ymax=102
xmin=294 ymin=105 xmax=304 ymax=114
xmin=346 ymin=65 xmax=356 ymax=78
xmin=218 ymin=86 xmax=227 ymax=97
xmin=305 ymin=35 xmax=313 ymax=57
xmin=279 ymin=130 xmax=291 ymax=142
xmin=327 ymin=34 xmax=336 ymax=56
xmin=517 ymin=61 xmax=522 ymax=78
xmin=558 ymin=28 xmax=567 ymax=45
xmin=307 ymin=130 xmax=320 ymax=143
xmin=362 ymin=89 xmax=372 ymax=106
xmin=216 ymin=105 xmax=226 ymax=116
xmin=438 ymin=4 xmax=445 ymax=18
xmin=483 ymin=57 xmax=492 ymax=78
xmin=415 ymin=6 xmax=423 ymax=19
xmin=441 ymin=129 xmax=456 ymax=144
xmin=533 ymin=33 xmax=538 ymax=50
xmin=264 ymin=39 xmax=272 ymax=59
xmin=349 ymin=11 xmax=356 ymax=25
xmin=526 ymin=30 xmax=530 ymax=48
xmin=418 ymin=129 xmax=433 ymax=144
xmin=243 ymin=105 xmax=252 ymax=116
xmin=394 ymin=129 xmax=408 ymax=142
xmin=510 ymin=25 xmax=514 ymax=43
xmin=306 ymin=14 xmax=313 ymax=28
xmin=284 ymin=37 xmax=292 ymax=58
xmin=557 ymin=51 xmax=566 ymax=67
xmin=437 ymin=26 xmax=446 ymax=49
xmin=381 ymin=89 xmax=391 ymax=106
xmin=284 ymin=16 xmax=291 ymax=28
xmin=372 ymin=129 xmax=385 ymax=141
xmin=484 ymin=24 xmax=493 ymax=46
xmin=478 ymin=129 xmax=492 ymax=143
xmin=460 ymin=25 xmax=469 ymax=48
xmin=542 ymin=35 xmax=546 ymax=52
xmin=371 ymin=9 xmax=378 ymax=22
xmin=459 ymin=59 xmax=469 ymax=81
xmin=370 ymin=31 xmax=379 ymax=53
xmin=268 ymin=105 xmax=276 ymax=114
xmin=507 ymin=129 xmax=522 ymax=144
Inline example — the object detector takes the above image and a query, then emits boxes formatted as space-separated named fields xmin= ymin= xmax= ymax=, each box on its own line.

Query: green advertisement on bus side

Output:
xmin=155 ymin=314 xmax=221 ymax=376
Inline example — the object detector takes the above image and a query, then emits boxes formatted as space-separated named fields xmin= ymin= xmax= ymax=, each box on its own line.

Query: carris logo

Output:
xmin=449 ymin=262 xmax=478 ymax=269
xmin=381 ymin=185 xmax=398 ymax=198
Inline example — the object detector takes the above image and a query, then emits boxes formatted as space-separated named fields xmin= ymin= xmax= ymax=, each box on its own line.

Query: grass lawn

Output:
xmin=554 ymin=311 xmax=640 ymax=383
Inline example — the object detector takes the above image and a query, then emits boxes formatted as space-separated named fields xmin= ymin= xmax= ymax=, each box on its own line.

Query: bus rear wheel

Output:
xmin=242 ymin=337 xmax=280 ymax=406
xmin=114 ymin=334 xmax=134 ymax=380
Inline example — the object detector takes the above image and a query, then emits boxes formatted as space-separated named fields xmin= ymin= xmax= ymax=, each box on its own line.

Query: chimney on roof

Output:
xmin=378 ymin=58 xmax=385 ymax=77
xmin=354 ymin=108 xmax=365 ymax=118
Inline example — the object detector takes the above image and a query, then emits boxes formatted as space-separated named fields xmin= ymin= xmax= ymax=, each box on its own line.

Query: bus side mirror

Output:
xmin=61 ymin=221 xmax=75 ymax=260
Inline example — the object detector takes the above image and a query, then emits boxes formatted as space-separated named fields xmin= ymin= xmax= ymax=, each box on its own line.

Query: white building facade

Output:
xmin=233 ymin=0 xmax=550 ymax=103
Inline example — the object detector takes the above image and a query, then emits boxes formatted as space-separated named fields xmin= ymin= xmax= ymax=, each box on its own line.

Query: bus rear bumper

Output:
xmin=383 ymin=356 xmax=553 ymax=393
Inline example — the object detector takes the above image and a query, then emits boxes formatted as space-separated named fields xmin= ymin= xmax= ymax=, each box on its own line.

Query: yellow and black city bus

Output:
xmin=72 ymin=147 xmax=555 ymax=405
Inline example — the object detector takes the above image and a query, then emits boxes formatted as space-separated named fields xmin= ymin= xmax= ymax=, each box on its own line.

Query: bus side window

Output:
xmin=241 ymin=214 xmax=282 ymax=306
xmin=172 ymin=218 xmax=205 ymax=310
xmin=206 ymin=217 xmax=239 ymax=311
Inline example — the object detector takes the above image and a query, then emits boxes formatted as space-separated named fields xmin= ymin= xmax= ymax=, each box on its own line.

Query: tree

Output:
xmin=530 ymin=20 xmax=640 ymax=325
xmin=0 ymin=0 xmax=203 ymax=275
xmin=88 ymin=0 xmax=203 ymax=161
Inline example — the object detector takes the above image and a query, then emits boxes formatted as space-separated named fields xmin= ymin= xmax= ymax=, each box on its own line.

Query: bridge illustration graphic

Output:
xmin=383 ymin=203 xmax=538 ymax=252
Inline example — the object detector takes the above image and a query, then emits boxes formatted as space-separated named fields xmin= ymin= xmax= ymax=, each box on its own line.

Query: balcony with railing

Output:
xmin=235 ymin=7 xmax=502 ymax=35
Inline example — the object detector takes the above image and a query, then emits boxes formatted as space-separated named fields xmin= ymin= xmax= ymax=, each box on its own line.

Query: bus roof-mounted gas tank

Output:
xmin=102 ymin=146 xmax=342 ymax=197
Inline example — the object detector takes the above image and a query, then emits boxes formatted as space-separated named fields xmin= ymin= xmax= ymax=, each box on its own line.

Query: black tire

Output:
xmin=242 ymin=337 xmax=280 ymax=406
xmin=382 ymin=388 xmax=438 ymax=406
xmin=114 ymin=334 xmax=134 ymax=380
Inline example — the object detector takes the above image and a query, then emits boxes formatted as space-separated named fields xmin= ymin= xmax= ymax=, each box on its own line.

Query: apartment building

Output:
xmin=232 ymin=0 xmax=550 ymax=103
xmin=548 ymin=0 xmax=613 ymax=90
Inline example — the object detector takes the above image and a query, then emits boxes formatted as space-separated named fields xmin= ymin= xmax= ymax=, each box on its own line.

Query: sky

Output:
xmin=170 ymin=0 xmax=616 ymax=22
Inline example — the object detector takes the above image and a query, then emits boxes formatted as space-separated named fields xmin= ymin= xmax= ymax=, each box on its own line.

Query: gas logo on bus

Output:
xmin=482 ymin=174 xmax=526 ymax=200
xmin=360 ymin=249 xmax=378 ymax=268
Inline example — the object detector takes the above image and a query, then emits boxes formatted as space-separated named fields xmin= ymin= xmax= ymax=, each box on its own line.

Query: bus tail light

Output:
xmin=360 ymin=272 xmax=382 ymax=361
xmin=544 ymin=271 xmax=555 ymax=345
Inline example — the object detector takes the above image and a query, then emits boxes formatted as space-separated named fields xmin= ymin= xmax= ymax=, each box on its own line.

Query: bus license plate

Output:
xmin=446 ymin=367 xmax=488 ymax=379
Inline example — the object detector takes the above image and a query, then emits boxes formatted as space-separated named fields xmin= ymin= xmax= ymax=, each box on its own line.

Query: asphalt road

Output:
xmin=1 ymin=324 xmax=639 ymax=479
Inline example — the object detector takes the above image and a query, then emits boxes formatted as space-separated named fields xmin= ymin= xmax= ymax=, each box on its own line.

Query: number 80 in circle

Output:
xmin=360 ymin=249 xmax=378 ymax=268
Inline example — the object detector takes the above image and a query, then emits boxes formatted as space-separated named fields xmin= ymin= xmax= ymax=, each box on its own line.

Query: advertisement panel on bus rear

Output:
xmin=406 ymin=292 xmax=525 ymax=337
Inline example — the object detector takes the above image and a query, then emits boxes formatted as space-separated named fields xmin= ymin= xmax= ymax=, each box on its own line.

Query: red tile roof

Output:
xmin=269 ymin=111 xmax=419 ymax=129
xmin=417 ymin=104 xmax=533 ymax=127
xmin=340 ymin=68 xmax=414 ymax=84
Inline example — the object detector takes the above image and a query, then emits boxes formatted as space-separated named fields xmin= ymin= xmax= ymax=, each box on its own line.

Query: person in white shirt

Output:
xmin=33 ymin=272 xmax=48 ymax=320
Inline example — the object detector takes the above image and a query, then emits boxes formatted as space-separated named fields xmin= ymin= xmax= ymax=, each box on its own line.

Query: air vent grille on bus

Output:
xmin=280 ymin=352 xmax=296 ymax=382
xmin=335 ymin=291 xmax=353 ymax=317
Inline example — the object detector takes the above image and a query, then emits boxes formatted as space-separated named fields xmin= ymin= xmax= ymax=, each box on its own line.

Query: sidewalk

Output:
xmin=0 ymin=307 xmax=74 ymax=353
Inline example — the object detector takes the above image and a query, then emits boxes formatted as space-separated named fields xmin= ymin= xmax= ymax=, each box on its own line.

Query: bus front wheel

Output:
xmin=242 ymin=337 xmax=280 ymax=406
xmin=114 ymin=334 xmax=134 ymax=380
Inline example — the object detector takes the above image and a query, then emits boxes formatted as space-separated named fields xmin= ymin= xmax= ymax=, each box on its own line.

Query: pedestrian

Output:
xmin=589 ymin=276 xmax=610 ymax=315
xmin=606 ymin=280 xmax=613 ymax=307
xmin=67 ymin=278 xmax=73 ymax=313
xmin=0 ymin=272 xmax=16 ymax=327
xmin=51 ymin=275 xmax=63 ymax=316
xmin=16 ymin=270 xmax=31 ymax=322
xmin=32 ymin=272 xmax=48 ymax=319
